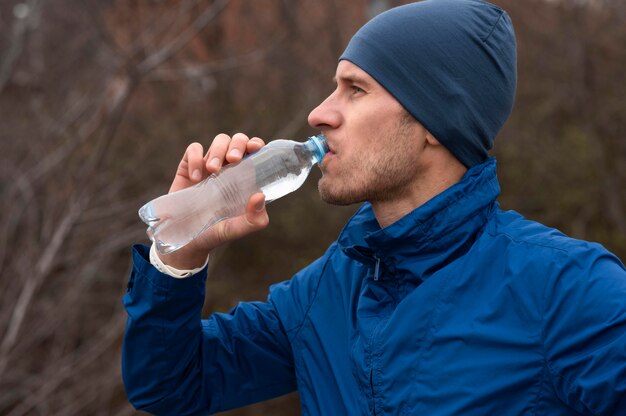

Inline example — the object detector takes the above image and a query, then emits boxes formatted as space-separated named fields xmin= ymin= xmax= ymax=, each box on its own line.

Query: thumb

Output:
xmin=212 ymin=193 xmax=269 ymax=245
xmin=245 ymin=193 xmax=269 ymax=229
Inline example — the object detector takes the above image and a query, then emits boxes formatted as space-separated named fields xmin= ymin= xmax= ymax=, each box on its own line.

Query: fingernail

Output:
xmin=192 ymin=169 xmax=201 ymax=181
xmin=255 ymin=200 xmax=265 ymax=212
xmin=229 ymin=149 xmax=242 ymax=158
xmin=208 ymin=158 xmax=220 ymax=169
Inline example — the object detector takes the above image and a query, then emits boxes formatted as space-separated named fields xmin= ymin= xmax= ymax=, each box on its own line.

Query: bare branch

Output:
xmin=137 ymin=0 xmax=231 ymax=75
xmin=24 ymin=94 xmax=105 ymax=182
xmin=146 ymin=46 xmax=269 ymax=81
xmin=0 ymin=0 xmax=45 ymax=94
xmin=4 ymin=310 xmax=126 ymax=416
xmin=125 ymin=0 xmax=199 ymax=59
xmin=0 ymin=194 xmax=88 ymax=380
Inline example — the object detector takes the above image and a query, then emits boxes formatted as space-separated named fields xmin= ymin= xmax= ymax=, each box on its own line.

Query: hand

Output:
xmin=158 ymin=133 xmax=269 ymax=270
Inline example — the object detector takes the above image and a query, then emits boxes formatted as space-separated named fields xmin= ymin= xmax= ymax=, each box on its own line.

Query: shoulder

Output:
xmin=488 ymin=209 xmax=619 ymax=261
xmin=484 ymin=208 xmax=625 ymax=288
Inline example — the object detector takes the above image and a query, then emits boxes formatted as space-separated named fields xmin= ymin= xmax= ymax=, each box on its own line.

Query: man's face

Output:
xmin=308 ymin=60 xmax=428 ymax=206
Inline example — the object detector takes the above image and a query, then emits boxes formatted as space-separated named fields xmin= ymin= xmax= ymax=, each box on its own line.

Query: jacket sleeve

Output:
xmin=542 ymin=243 xmax=626 ymax=415
xmin=122 ymin=245 xmax=297 ymax=415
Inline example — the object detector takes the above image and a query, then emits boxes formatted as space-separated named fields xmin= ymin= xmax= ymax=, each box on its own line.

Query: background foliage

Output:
xmin=0 ymin=0 xmax=624 ymax=414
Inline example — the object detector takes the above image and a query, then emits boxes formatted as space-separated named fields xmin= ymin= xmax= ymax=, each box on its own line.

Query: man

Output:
xmin=122 ymin=1 xmax=626 ymax=415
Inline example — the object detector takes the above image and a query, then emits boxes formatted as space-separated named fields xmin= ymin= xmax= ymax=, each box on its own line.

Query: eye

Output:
xmin=351 ymin=86 xmax=365 ymax=95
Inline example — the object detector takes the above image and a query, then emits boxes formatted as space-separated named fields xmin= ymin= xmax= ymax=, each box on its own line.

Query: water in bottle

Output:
xmin=138 ymin=134 xmax=329 ymax=254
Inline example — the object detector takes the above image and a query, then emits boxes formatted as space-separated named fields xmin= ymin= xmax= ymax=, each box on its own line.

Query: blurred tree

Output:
xmin=0 ymin=0 xmax=365 ymax=414
xmin=495 ymin=0 xmax=626 ymax=259
xmin=0 ymin=0 xmax=623 ymax=415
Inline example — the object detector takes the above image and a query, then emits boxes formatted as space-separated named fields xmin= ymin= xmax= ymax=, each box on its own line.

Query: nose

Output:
xmin=308 ymin=92 xmax=341 ymax=131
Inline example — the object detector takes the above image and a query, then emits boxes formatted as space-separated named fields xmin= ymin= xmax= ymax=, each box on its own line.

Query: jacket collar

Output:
xmin=337 ymin=158 xmax=500 ymax=282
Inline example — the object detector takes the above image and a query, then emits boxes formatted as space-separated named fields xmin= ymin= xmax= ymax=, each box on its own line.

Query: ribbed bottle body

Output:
xmin=138 ymin=135 xmax=328 ymax=253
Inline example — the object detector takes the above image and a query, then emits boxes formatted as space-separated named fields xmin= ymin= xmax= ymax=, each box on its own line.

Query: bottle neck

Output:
xmin=305 ymin=134 xmax=329 ymax=164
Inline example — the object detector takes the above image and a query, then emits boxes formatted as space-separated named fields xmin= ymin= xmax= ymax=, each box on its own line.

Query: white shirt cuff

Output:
xmin=149 ymin=243 xmax=209 ymax=278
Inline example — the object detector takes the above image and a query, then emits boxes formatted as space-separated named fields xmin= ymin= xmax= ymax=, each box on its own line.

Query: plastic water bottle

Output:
xmin=139 ymin=134 xmax=329 ymax=254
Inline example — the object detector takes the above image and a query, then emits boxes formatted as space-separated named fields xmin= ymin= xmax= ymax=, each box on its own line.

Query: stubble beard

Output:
xmin=318 ymin=112 xmax=421 ymax=207
xmin=317 ymin=166 xmax=367 ymax=206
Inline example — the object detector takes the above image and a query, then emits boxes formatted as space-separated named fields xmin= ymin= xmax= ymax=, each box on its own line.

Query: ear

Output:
xmin=425 ymin=131 xmax=441 ymax=146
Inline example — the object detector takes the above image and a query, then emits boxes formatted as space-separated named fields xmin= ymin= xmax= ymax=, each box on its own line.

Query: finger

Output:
xmin=241 ymin=192 xmax=269 ymax=231
xmin=212 ymin=193 xmax=268 ymax=245
xmin=247 ymin=192 xmax=267 ymax=218
xmin=225 ymin=132 xmax=250 ymax=163
xmin=170 ymin=142 xmax=204 ymax=193
xmin=184 ymin=142 xmax=205 ymax=182
xmin=246 ymin=137 xmax=265 ymax=154
xmin=205 ymin=133 xmax=231 ymax=174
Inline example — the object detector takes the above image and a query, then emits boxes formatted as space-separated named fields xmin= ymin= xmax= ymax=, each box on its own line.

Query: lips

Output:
xmin=324 ymin=139 xmax=336 ymax=154
xmin=320 ymin=134 xmax=336 ymax=161
xmin=320 ymin=147 xmax=334 ymax=168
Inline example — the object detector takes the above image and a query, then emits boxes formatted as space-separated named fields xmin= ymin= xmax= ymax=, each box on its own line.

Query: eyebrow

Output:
xmin=332 ymin=73 xmax=372 ymax=87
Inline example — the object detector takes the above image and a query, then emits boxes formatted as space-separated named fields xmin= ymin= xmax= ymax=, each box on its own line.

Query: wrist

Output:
xmin=156 ymin=244 xmax=209 ymax=271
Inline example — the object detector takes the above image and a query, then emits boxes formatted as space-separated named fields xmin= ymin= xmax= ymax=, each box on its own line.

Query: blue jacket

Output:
xmin=123 ymin=158 xmax=626 ymax=415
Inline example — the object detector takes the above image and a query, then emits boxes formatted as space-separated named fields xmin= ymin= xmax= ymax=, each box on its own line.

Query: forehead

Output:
xmin=334 ymin=60 xmax=377 ymax=86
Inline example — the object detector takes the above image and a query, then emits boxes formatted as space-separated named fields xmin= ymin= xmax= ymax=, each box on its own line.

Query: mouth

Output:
xmin=324 ymin=146 xmax=336 ymax=161
xmin=319 ymin=134 xmax=336 ymax=163
xmin=325 ymin=140 xmax=336 ymax=154
xmin=320 ymin=144 xmax=333 ymax=166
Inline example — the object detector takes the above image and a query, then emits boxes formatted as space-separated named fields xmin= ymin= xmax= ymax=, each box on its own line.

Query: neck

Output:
xmin=372 ymin=158 xmax=467 ymax=228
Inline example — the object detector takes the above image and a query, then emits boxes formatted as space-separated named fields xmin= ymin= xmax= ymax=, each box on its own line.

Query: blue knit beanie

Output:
xmin=340 ymin=0 xmax=517 ymax=167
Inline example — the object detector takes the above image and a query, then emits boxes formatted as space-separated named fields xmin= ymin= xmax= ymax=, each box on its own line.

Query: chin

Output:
xmin=318 ymin=182 xmax=362 ymax=206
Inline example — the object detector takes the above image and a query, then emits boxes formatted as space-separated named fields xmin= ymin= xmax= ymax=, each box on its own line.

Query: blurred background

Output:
xmin=0 ymin=0 xmax=624 ymax=414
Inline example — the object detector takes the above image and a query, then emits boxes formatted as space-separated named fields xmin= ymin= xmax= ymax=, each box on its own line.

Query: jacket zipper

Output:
xmin=373 ymin=256 xmax=381 ymax=281
xmin=370 ymin=368 xmax=377 ymax=415
xmin=371 ymin=256 xmax=382 ymax=414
